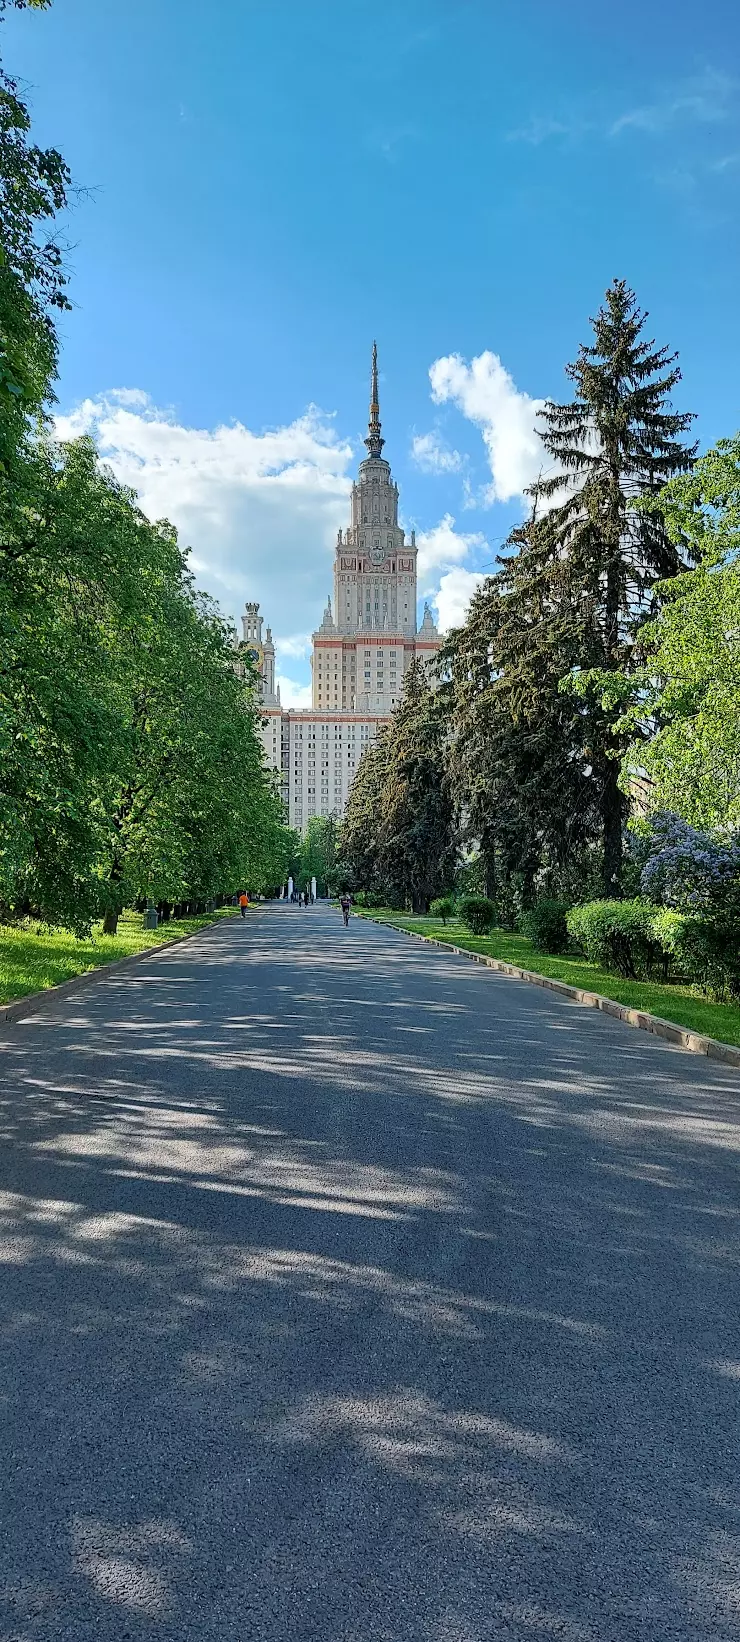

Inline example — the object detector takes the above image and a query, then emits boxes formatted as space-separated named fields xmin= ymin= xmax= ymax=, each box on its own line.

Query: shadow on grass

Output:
xmin=0 ymin=909 xmax=237 ymax=1005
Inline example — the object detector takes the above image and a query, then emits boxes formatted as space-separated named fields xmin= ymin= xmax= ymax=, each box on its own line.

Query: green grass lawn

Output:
xmin=0 ymin=906 xmax=237 ymax=1005
xmin=354 ymin=909 xmax=740 ymax=1048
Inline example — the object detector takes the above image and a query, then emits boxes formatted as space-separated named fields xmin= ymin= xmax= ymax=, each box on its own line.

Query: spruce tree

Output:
xmin=530 ymin=279 xmax=696 ymax=891
xmin=339 ymin=663 xmax=457 ymax=911
xmin=442 ymin=547 xmax=599 ymax=909
xmin=338 ymin=731 xmax=390 ymax=898
xmin=380 ymin=660 xmax=457 ymax=912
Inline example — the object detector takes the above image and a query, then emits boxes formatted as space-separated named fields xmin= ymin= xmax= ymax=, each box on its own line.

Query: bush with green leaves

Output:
xmin=566 ymin=900 xmax=663 ymax=979
xmin=521 ymin=898 xmax=569 ymax=954
xmin=649 ymin=908 xmax=740 ymax=1001
xmin=459 ymin=896 xmax=496 ymax=935
xmin=363 ymin=889 xmax=387 ymax=909
xmin=430 ymin=897 xmax=455 ymax=925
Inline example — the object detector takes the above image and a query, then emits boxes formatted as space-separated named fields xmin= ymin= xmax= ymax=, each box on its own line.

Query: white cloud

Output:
xmin=411 ymin=431 xmax=463 ymax=474
xmin=415 ymin=513 xmax=485 ymax=580
xmin=275 ymin=632 xmax=312 ymax=661
xmin=55 ymin=390 xmax=353 ymax=638
xmin=414 ymin=514 xmax=489 ymax=634
xmin=101 ymin=386 xmax=151 ymax=408
xmin=274 ymin=634 xmax=313 ymax=706
xmin=432 ymin=568 xmax=486 ymax=633
xmin=276 ymin=675 xmax=313 ymax=709
xmin=428 ymin=351 xmax=546 ymax=504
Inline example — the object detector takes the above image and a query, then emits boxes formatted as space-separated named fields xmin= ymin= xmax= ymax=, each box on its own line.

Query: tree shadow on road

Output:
xmin=1 ymin=909 xmax=740 ymax=1641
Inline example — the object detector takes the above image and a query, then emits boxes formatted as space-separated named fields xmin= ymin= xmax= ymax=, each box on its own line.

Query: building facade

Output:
xmin=242 ymin=347 xmax=441 ymax=833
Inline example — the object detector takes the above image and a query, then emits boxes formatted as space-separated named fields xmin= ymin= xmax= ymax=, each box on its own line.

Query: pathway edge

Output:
xmin=0 ymin=915 xmax=234 ymax=1025
xmin=358 ymin=915 xmax=740 ymax=1069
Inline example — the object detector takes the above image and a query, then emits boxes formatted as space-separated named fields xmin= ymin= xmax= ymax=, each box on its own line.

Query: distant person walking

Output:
xmin=239 ymin=892 xmax=249 ymax=918
xmin=340 ymin=892 xmax=351 ymax=928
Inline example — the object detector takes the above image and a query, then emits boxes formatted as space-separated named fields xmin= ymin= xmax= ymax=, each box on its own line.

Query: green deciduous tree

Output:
xmin=0 ymin=15 xmax=70 ymax=491
xmin=298 ymin=815 xmax=338 ymax=897
xmin=0 ymin=435 xmax=290 ymax=930
xmin=596 ymin=436 xmax=740 ymax=831
xmin=0 ymin=10 xmax=291 ymax=933
xmin=1 ymin=438 xmax=153 ymax=928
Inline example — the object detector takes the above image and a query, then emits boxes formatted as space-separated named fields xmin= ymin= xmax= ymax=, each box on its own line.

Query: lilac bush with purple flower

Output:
xmin=627 ymin=811 xmax=740 ymax=998
xmin=639 ymin=812 xmax=740 ymax=919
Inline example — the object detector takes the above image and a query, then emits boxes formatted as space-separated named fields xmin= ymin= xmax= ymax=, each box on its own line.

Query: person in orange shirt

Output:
xmin=238 ymin=892 xmax=249 ymax=918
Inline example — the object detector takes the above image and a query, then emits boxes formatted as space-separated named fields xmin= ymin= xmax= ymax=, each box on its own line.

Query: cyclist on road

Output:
xmin=340 ymin=892 xmax=352 ymax=927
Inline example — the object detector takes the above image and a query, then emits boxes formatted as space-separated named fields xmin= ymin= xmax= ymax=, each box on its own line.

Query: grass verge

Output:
xmin=354 ymin=909 xmax=740 ymax=1048
xmin=0 ymin=907 xmax=237 ymax=1006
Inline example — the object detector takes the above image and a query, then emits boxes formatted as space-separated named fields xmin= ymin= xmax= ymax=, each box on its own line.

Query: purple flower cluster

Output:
xmin=640 ymin=812 xmax=740 ymax=916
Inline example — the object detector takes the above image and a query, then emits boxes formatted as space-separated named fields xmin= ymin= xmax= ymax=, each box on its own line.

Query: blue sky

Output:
xmin=5 ymin=0 xmax=740 ymax=702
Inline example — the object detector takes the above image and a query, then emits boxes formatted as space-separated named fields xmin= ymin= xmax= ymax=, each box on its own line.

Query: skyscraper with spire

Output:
xmin=243 ymin=346 xmax=441 ymax=832
xmin=312 ymin=342 xmax=438 ymax=714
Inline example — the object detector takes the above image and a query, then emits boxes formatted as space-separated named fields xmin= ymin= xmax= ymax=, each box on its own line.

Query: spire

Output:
xmin=364 ymin=340 xmax=385 ymax=458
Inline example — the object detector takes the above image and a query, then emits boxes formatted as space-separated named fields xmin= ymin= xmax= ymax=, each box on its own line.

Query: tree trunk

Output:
xmin=102 ymin=908 xmax=119 ymax=936
xmin=479 ymin=823 xmax=497 ymax=903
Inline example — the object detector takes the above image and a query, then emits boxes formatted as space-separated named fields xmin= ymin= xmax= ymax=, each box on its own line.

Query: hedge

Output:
xmin=567 ymin=898 xmax=740 ymax=998
xmin=566 ymin=900 xmax=664 ymax=979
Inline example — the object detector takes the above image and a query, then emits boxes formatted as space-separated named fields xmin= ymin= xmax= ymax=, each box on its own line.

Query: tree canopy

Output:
xmin=0 ymin=14 xmax=292 ymax=932
xmin=598 ymin=436 xmax=740 ymax=832
xmin=340 ymin=661 xmax=457 ymax=912
xmin=441 ymin=280 xmax=696 ymax=904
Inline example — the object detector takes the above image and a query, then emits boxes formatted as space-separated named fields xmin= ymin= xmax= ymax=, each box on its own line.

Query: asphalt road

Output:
xmin=2 ymin=904 xmax=740 ymax=1641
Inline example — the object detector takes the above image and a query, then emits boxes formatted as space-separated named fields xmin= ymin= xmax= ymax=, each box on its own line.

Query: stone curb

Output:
xmin=0 ymin=915 xmax=234 ymax=1027
xmin=357 ymin=915 xmax=740 ymax=1070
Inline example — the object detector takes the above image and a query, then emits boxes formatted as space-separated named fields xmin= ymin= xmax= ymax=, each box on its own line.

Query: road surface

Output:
xmin=1 ymin=904 xmax=740 ymax=1641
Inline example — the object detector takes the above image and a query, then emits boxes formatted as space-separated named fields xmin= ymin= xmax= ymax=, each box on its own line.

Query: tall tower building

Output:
xmin=241 ymin=602 xmax=279 ymax=707
xmin=246 ymin=346 xmax=441 ymax=832
xmin=311 ymin=343 xmax=437 ymax=716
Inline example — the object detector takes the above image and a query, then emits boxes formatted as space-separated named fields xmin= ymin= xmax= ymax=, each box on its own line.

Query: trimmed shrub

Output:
xmin=430 ymin=897 xmax=455 ymax=925
xmin=521 ymin=898 xmax=569 ymax=954
xmin=650 ymin=908 xmax=740 ymax=1000
xmin=566 ymin=899 xmax=662 ymax=979
xmin=459 ymin=896 xmax=497 ymax=936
